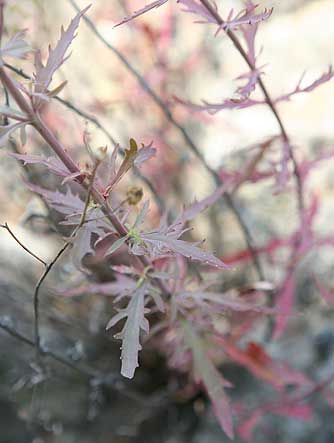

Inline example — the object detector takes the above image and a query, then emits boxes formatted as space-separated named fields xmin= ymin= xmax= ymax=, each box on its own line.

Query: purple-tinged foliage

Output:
xmin=106 ymin=281 xmax=151 ymax=378
xmin=114 ymin=0 xmax=169 ymax=27
xmin=177 ymin=0 xmax=272 ymax=35
xmin=1 ymin=1 xmax=333 ymax=440
xmin=181 ymin=320 xmax=234 ymax=438
xmin=33 ymin=6 xmax=91 ymax=107
xmin=0 ymin=31 xmax=30 ymax=62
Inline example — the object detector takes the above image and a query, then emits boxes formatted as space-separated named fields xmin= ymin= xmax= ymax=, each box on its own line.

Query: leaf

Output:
xmin=133 ymin=142 xmax=156 ymax=167
xmin=238 ymin=409 xmax=263 ymax=442
xmin=114 ymin=0 xmax=169 ymax=27
xmin=0 ymin=31 xmax=31 ymax=61
xmin=105 ymin=235 xmax=129 ymax=256
xmin=34 ymin=5 xmax=91 ymax=104
xmin=171 ymin=184 xmax=227 ymax=231
xmin=10 ymin=153 xmax=74 ymax=178
xmin=180 ymin=290 xmax=276 ymax=313
xmin=177 ymin=0 xmax=272 ymax=33
xmin=181 ymin=320 xmax=234 ymax=439
xmin=104 ymin=139 xmax=155 ymax=197
xmin=216 ymin=4 xmax=273 ymax=35
xmin=133 ymin=200 xmax=150 ymax=229
xmin=71 ymin=210 xmax=108 ymax=268
xmin=59 ymin=275 xmax=136 ymax=297
xmin=175 ymin=95 xmax=264 ymax=114
xmin=103 ymin=138 xmax=138 ymax=196
xmin=141 ymin=232 xmax=228 ymax=269
xmin=25 ymin=182 xmax=84 ymax=216
xmin=107 ymin=282 xmax=150 ymax=378
xmin=216 ymin=338 xmax=310 ymax=390
xmin=274 ymin=66 xmax=334 ymax=104
xmin=177 ymin=0 xmax=218 ymax=24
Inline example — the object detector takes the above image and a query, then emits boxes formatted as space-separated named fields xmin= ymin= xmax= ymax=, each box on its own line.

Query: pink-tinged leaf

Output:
xmin=9 ymin=153 xmax=75 ymax=178
xmin=104 ymin=138 xmax=153 ymax=197
xmin=177 ymin=0 xmax=272 ymax=33
xmin=180 ymin=290 xmax=276 ymax=314
xmin=215 ymin=5 xmax=273 ymax=35
xmin=70 ymin=210 xmax=109 ymax=268
xmin=0 ymin=31 xmax=31 ymax=60
xmin=25 ymin=183 xmax=111 ymax=267
xmin=314 ymin=276 xmax=334 ymax=304
xmin=105 ymin=235 xmax=129 ymax=256
xmin=172 ymin=184 xmax=227 ymax=229
xmin=133 ymin=200 xmax=150 ymax=229
xmin=25 ymin=182 xmax=84 ymax=216
xmin=177 ymin=0 xmax=217 ymax=24
xmin=274 ymin=66 xmax=333 ymax=104
xmin=240 ymin=9 xmax=258 ymax=65
xmin=217 ymin=338 xmax=311 ymax=391
xmin=273 ymin=403 xmax=312 ymax=421
xmin=141 ymin=232 xmax=228 ymax=269
xmin=114 ymin=0 xmax=169 ymax=27
xmin=59 ymin=275 xmax=136 ymax=297
xmin=107 ymin=282 xmax=150 ymax=378
xmin=134 ymin=143 xmax=156 ymax=167
xmin=181 ymin=320 xmax=234 ymax=439
xmin=273 ymin=273 xmax=295 ymax=340
xmin=175 ymin=95 xmax=264 ymax=114
xmin=34 ymin=5 xmax=91 ymax=103
xmin=238 ymin=409 xmax=263 ymax=442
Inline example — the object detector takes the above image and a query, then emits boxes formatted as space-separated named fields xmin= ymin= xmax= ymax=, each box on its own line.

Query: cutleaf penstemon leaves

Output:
xmin=33 ymin=5 xmax=91 ymax=107
xmin=106 ymin=281 xmax=151 ymax=379
xmin=181 ymin=320 xmax=234 ymax=439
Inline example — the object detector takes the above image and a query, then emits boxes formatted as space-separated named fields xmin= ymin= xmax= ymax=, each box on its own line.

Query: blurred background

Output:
xmin=0 ymin=0 xmax=334 ymax=442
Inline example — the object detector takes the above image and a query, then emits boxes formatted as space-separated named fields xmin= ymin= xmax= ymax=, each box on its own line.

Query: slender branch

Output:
xmin=33 ymin=160 xmax=100 ymax=355
xmin=0 ymin=316 xmax=156 ymax=405
xmin=68 ymin=0 xmax=264 ymax=279
xmin=198 ymin=0 xmax=304 ymax=220
xmin=0 ymin=223 xmax=47 ymax=266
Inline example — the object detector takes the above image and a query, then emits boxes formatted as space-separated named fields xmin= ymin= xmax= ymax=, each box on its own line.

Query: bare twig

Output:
xmin=0 ymin=223 xmax=47 ymax=266
xmin=68 ymin=0 xmax=264 ymax=279
xmin=33 ymin=241 xmax=70 ymax=354
xmin=0 ymin=316 xmax=156 ymax=405
xmin=33 ymin=160 xmax=100 ymax=355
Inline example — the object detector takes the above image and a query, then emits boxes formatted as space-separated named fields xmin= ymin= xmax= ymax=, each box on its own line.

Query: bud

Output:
xmin=126 ymin=186 xmax=143 ymax=205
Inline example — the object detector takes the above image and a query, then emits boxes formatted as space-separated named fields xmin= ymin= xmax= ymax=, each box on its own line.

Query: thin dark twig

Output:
xmin=0 ymin=317 xmax=165 ymax=406
xmin=33 ymin=161 xmax=100 ymax=355
xmin=33 ymin=242 xmax=70 ymax=354
xmin=0 ymin=223 xmax=47 ymax=266
xmin=3 ymin=62 xmax=165 ymax=213
xmin=68 ymin=0 xmax=264 ymax=280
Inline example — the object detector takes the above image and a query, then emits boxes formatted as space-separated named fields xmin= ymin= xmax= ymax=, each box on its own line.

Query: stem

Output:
xmin=3 ymin=62 xmax=165 ymax=213
xmin=199 ymin=0 xmax=304 ymax=219
xmin=69 ymin=0 xmax=264 ymax=280
xmin=1 ymin=223 xmax=47 ymax=266
xmin=0 ymin=65 xmax=170 ymax=299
